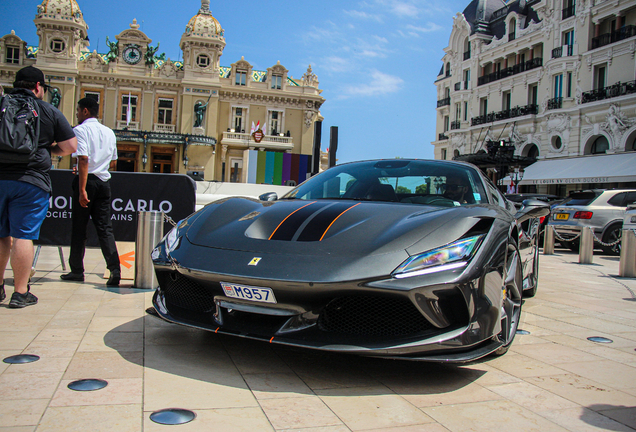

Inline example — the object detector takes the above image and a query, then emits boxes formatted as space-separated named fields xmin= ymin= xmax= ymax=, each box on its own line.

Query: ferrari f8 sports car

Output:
xmin=151 ymin=159 xmax=550 ymax=362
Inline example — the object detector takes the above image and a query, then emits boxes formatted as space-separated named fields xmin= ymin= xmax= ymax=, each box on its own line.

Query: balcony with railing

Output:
xmin=438 ymin=133 xmax=449 ymax=141
xmin=562 ymin=5 xmax=575 ymax=19
xmin=454 ymin=82 xmax=461 ymax=91
xmin=581 ymin=80 xmax=636 ymax=103
xmin=437 ymin=97 xmax=451 ymax=108
xmin=450 ymin=120 xmax=461 ymax=130
xmin=477 ymin=58 xmax=543 ymax=86
xmin=551 ymin=45 xmax=573 ymax=58
xmin=471 ymin=104 xmax=538 ymax=126
xmin=116 ymin=120 xmax=139 ymax=130
xmin=547 ymin=97 xmax=563 ymax=110
xmin=153 ymin=123 xmax=176 ymax=133
xmin=221 ymin=131 xmax=294 ymax=151
xmin=591 ymin=25 xmax=636 ymax=50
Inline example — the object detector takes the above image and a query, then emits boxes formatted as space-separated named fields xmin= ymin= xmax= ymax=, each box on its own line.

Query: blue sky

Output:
xmin=1 ymin=0 xmax=468 ymax=163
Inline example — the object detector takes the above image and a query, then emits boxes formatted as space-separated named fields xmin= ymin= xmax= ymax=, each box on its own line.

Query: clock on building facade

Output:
xmin=122 ymin=44 xmax=141 ymax=64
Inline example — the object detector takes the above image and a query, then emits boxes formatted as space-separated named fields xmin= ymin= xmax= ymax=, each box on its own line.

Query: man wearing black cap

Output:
xmin=0 ymin=66 xmax=77 ymax=308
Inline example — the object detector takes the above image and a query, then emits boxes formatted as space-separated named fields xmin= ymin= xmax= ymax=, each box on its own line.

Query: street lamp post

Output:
xmin=510 ymin=166 xmax=525 ymax=193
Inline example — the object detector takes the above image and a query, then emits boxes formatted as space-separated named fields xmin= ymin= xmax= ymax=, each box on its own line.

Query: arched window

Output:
xmin=446 ymin=62 xmax=451 ymax=77
xmin=509 ymin=18 xmax=516 ymax=40
xmin=453 ymin=149 xmax=460 ymax=158
xmin=527 ymin=145 xmax=539 ymax=158
xmin=464 ymin=38 xmax=471 ymax=60
xmin=590 ymin=136 xmax=609 ymax=154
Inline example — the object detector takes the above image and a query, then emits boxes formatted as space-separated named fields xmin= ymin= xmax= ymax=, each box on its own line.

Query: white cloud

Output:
xmin=340 ymin=70 xmax=404 ymax=98
xmin=343 ymin=9 xmax=384 ymax=23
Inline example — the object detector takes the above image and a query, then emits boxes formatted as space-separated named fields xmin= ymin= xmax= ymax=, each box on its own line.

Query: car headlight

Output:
xmin=164 ymin=221 xmax=185 ymax=254
xmin=393 ymin=234 xmax=485 ymax=279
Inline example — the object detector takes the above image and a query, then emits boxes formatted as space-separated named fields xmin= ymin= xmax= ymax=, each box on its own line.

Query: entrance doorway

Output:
xmin=152 ymin=146 xmax=175 ymax=173
xmin=117 ymin=144 xmax=138 ymax=172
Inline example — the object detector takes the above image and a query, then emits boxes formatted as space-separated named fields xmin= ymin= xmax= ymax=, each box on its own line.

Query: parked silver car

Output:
xmin=549 ymin=189 xmax=636 ymax=255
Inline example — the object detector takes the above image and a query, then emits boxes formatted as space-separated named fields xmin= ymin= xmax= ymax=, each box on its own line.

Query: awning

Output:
xmin=518 ymin=153 xmax=636 ymax=185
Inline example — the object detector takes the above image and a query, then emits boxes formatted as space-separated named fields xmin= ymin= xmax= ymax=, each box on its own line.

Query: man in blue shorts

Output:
xmin=0 ymin=66 xmax=77 ymax=308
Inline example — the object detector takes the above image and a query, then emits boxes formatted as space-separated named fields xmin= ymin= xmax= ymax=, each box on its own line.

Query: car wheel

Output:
xmin=492 ymin=243 xmax=523 ymax=356
xmin=523 ymin=245 xmax=539 ymax=298
xmin=601 ymin=224 xmax=622 ymax=256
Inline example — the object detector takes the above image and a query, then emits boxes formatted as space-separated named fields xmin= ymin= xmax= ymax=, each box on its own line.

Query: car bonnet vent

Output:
xmin=462 ymin=218 xmax=493 ymax=238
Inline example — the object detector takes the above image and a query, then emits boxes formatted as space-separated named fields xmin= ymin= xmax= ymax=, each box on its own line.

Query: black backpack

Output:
xmin=0 ymin=93 xmax=41 ymax=163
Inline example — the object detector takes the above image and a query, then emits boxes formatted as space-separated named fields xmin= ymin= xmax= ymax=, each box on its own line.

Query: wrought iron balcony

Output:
xmin=562 ymin=5 xmax=575 ymax=20
xmin=450 ymin=120 xmax=461 ymax=130
xmin=591 ymin=25 xmax=636 ymax=50
xmin=454 ymin=82 xmax=461 ymax=91
xmin=547 ymin=97 xmax=563 ymax=110
xmin=552 ymin=45 xmax=573 ymax=58
xmin=438 ymin=133 xmax=449 ymax=141
xmin=581 ymin=80 xmax=636 ymax=103
xmin=471 ymin=104 xmax=538 ymax=126
xmin=477 ymin=58 xmax=543 ymax=86
xmin=437 ymin=97 xmax=451 ymax=108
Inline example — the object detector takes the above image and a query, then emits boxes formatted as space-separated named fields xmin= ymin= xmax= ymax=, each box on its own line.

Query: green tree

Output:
xmin=415 ymin=184 xmax=428 ymax=194
xmin=396 ymin=186 xmax=411 ymax=194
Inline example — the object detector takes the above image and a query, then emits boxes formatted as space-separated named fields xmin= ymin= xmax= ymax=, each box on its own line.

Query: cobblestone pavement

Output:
xmin=0 ymin=246 xmax=635 ymax=431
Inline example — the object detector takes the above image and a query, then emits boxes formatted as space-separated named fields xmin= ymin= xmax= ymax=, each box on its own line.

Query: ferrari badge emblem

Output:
xmin=248 ymin=257 xmax=262 ymax=266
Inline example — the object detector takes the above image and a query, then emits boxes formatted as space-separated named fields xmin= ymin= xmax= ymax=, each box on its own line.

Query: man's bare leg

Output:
xmin=0 ymin=237 xmax=11 ymax=284
xmin=10 ymin=238 xmax=34 ymax=294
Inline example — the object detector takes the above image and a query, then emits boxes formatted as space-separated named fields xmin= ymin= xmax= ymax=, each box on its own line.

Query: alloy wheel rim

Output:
xmin=499 ymin=247 xmax=522 ymax=346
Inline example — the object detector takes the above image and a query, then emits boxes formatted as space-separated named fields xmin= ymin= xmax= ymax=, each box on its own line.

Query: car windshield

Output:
xmin=283 ymin=160 xmax=488 ymax=207
xmin=560 ymin=191 xmax=600 ymax=206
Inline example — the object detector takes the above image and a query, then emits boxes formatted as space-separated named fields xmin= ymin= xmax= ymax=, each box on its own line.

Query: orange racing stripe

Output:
xmin=268 ymin=201 xmax=317 ymax=240
xmin=319 ymin=203 xmax=361 ymax=241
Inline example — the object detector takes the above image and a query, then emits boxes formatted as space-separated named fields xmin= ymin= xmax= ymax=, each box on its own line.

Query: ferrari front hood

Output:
xmin=184 ymin=197 xmax=484 ymax=259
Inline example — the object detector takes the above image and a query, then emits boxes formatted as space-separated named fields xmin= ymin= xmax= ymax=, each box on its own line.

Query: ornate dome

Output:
xmin=37 ymin=0 xmax=83 ymax=19
xmin=185 ymin=0 xmax=223 ymax=38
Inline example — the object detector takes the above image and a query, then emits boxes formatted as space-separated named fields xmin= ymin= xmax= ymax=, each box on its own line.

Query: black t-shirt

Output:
xmin=0 ymin=89 xmax=75 ymax=193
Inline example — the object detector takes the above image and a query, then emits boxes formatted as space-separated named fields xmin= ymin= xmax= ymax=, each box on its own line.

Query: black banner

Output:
xmin=36 ymin=170 xmax=196 ymax=247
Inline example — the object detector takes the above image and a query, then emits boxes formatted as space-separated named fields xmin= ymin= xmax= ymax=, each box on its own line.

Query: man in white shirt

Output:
xmin=61 ymin=98 xmax=121 ymax=286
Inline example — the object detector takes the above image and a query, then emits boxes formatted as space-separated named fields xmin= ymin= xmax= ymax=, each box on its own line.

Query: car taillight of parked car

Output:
xmin=539 ymin=216 xmax=546 ymax=224
xmin=574 ymin=211 xmax=593 ymax=219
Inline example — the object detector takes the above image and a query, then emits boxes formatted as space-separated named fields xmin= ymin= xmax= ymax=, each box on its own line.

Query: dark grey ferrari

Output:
xmin=151 ymin=159 xmax=550 ymax=362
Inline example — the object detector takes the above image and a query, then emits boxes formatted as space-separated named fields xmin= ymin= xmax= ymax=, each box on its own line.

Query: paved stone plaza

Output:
xmin=0 ymin=246 xmax=635 ymax=431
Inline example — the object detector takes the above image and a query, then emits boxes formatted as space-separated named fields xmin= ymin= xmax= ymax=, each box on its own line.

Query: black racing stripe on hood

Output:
xmin=269 ymin=202 xmax=329 ymax=241
xmin=297 ymin=202 xmax=358 ymax=242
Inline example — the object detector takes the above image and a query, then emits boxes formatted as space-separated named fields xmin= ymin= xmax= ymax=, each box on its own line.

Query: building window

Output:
xmin=50 ymin=39 xmax=65 ymax=53
xmin=463 ymin=69 xmax=470 ymax=89
xmin=594 ymin=65 xmax=606 ymax=90
xmin=455 ymin=103 xmax=461 ymax=121
xmin=151 ymin=147 xmax=174 ymax=174
xmin=502 ymin=91 xmax=511 ymax=111
xmin=235 ymin=70 xmax=247 ymax=86
xmin=443 ymin=116 xmax=449 ymax=132
xmin=441 ymin=148 xmax=447 ymax=160
xmin=268 ymin=110 xmax=283 ymax=135
xmin=528 ymin=84 xmax=538 ymax=106
xmin=463 ymin=101 xmax=468 ymax=121
xmin=6 ymin=46 xmax=19 ymax=64
xmin=509 ymin=18 xmax=516 ymax=40
xmin=121 ymin=95 xmax=138 ymax=122
xmin=563 ymin=30 xmax=574 ymax=55
xmin=445 ymin=62 xmax=451 ymax=77
xmin=479 ymin=97 xmax=488 ymax=116
xmin=157 ymin=98 xmax=173 ymax=124
xmin=591 ymin=136 xmax=609 ymax=154
xmin=271 ymin=75 xmax=282 ymax=90
xmin=117 ymin=144 xmax=138 ymax=172
xmin=232 ymin=107 xmax=245 ymax=132
xmin=84 ymin=91 xmax=100 ymax=103
xmin=196 ymin=54 xmax=210 ymax=68
xmin=554 ymin=74 xmax=563 ymax=99
xmin=552 ymin=136 xmax=563 ymax=151
xmin=566 ymin=72 xmax=572 ymax=98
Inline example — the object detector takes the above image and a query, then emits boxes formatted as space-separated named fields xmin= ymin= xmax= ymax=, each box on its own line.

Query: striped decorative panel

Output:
xmin=246 ymin=150 xmax=309 ymax=185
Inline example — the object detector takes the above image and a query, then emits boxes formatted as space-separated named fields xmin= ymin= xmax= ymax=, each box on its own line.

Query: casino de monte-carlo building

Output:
xmin=0 ymin=0 xmax=325 ymax=185
xmin=433 ymin=0 xmax=636 ymax=195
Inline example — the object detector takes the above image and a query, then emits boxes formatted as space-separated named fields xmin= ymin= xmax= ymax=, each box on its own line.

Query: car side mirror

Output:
xmin=259 ymin=192 xmax=278 ymax=202
xmin=515 ymin=199 xmax=550 ymax=224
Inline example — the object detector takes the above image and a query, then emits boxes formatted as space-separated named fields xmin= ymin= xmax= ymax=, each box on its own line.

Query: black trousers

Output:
xmin=69 ymin=175 xmax=120 ymax=274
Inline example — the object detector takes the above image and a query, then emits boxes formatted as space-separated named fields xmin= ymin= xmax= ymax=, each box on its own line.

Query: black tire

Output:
xmin=492 ymin=242 xmax=523 ymax=356
xmin=523 ymin=245 xmax=539 ymax=298
xmin=601 ymin=224 xmax=622 ymax=256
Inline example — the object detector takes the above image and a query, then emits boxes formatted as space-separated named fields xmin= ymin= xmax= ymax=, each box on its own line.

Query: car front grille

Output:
xmin=317 ymin=295 xmax=433 ymax=337
xmin=158 ymin=271 xmax=216 ymax=313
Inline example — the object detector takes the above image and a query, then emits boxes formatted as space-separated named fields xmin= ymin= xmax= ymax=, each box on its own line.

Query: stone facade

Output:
xmin=433 ymin=0 xmax=636 ymax=195
xmin=0 ymin=0 xmax=325 ymax=183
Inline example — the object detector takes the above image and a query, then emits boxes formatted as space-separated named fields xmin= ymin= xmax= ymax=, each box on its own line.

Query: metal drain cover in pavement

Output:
xmin=150 ymin=408 xmax=196 ymax=425
xmin=3 ymin=354 xmax=40 ymax=364
xmin=516 ymin=329 xmax=531 ymax=335
xmin=68 ymin=379 xmax=108 ymax=391
xmin=588 ymin=336 xmax=613 ymax=343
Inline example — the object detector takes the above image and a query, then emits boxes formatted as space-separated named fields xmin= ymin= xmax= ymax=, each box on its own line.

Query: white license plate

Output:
xmin=220 ymin=282 xmax=277 ymax=304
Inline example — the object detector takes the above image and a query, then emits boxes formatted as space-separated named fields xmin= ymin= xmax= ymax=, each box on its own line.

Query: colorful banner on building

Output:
xmin=246 ymin=150 xmax=309 ymax=186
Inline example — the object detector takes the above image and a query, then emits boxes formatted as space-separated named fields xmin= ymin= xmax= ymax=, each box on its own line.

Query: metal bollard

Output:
xmin=134 ymin=211 xmax=164 ymax=289
xmin=619 ymin=229 xmax=636 ymax=277
xmin=579 ymin=226 xmax=594 ymax=264
xmin=543 ymin=225 xmax=555 ymax=255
